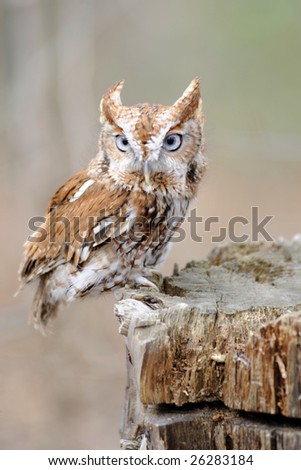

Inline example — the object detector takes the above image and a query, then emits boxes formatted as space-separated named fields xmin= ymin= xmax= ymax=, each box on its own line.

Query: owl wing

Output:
xmin=20 ymin=170 xmax=132 ymax=283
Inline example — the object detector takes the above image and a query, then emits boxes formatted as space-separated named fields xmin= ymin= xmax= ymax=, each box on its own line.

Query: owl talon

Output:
xmin=129 ymin=275 xmax=160 ymax=291
xmin=146 ymin=270 xmax=164 ymax=289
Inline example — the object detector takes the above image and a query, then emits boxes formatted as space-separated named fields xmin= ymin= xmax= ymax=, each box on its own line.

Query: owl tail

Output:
xmin=30 ymin=275 xmax=60 ymax=334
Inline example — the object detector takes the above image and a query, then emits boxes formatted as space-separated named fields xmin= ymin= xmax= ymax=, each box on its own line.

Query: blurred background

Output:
xmin=0 ymin=0 xmax=300 ymax=449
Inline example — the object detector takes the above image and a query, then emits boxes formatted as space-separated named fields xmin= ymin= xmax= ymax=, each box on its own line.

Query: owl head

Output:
xmin=97 ymin=78 xmax=206 ymax=193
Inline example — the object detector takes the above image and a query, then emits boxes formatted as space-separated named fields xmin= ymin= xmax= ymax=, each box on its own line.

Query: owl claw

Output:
xmin=146 ymin=270 xmax=164 ymax=288
xmin=129 ymin=275 xmax=160 ymax=291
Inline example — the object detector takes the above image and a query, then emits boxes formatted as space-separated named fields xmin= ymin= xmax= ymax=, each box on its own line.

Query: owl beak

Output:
xmin=144 ymin=161 xmax=151 ymax=185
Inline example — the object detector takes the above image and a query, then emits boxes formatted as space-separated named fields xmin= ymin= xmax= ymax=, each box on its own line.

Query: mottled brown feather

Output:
xmin=20 ymin=171 xmax=131 ymax=282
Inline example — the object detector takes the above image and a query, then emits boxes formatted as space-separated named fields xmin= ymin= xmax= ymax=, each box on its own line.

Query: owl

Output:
xmin=18 ymin=78 xmax=206 ymax=331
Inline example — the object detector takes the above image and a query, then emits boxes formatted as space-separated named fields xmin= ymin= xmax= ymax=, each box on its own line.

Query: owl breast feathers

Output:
xmin=19 ymin=78 xmax=207 ymax=331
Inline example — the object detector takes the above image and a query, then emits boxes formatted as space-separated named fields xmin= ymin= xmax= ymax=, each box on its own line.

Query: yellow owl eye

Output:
xmin=163 ymin=133 xmax=182 ymax=152
xmin=115 ymin=134 xmax=130 ymax=152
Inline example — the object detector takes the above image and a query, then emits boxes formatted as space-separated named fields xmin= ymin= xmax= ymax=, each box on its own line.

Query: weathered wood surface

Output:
xmin=116 ymin=240 xmax=301 ymax=449
xmin=145 ymin=405 xmax=301 ymax=450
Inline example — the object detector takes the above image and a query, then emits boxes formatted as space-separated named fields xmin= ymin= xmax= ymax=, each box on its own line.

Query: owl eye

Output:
xmin=162 ymin=133 xmax=183 ymax=152
xmin=115 ymin=134 xmax=130 ymax=152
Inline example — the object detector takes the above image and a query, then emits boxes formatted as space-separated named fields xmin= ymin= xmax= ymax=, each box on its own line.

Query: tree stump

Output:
xmin=115 ymin=240 xmax=301 ymax=450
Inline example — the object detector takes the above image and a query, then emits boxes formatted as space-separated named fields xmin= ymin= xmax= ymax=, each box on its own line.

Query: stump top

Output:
xmin=163 ymin=241 xmax=301 ymax=314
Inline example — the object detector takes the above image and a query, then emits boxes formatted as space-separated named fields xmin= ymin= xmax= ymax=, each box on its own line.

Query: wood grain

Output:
xmin=116 ymin=241 xmax=301 ymax=449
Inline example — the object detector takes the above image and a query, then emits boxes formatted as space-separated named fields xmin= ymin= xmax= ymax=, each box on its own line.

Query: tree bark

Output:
xmin=116 ymin=240 xmax=301 ymax=449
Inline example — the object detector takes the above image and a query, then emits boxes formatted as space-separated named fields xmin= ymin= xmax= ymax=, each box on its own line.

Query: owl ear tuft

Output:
xmin=173 ymin=77 xmax=202 ymax=122
xmin=99 ymin=80 xmax=125 ymax=124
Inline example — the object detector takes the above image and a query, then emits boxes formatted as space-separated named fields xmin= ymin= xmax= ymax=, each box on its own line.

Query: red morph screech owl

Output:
xmin=18 ymin=78 xmax=207 ymax=332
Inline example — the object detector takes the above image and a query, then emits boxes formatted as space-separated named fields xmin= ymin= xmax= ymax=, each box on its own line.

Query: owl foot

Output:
xmin=145 ymin=270 xmax=164 ymax=290
xmin=130 ymin=275 xmax=160 ymax=291
xmin=130 ymin=293 xmax=165 ymax=310
xmin=126 ymin=268 xmax=163 ymax=291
